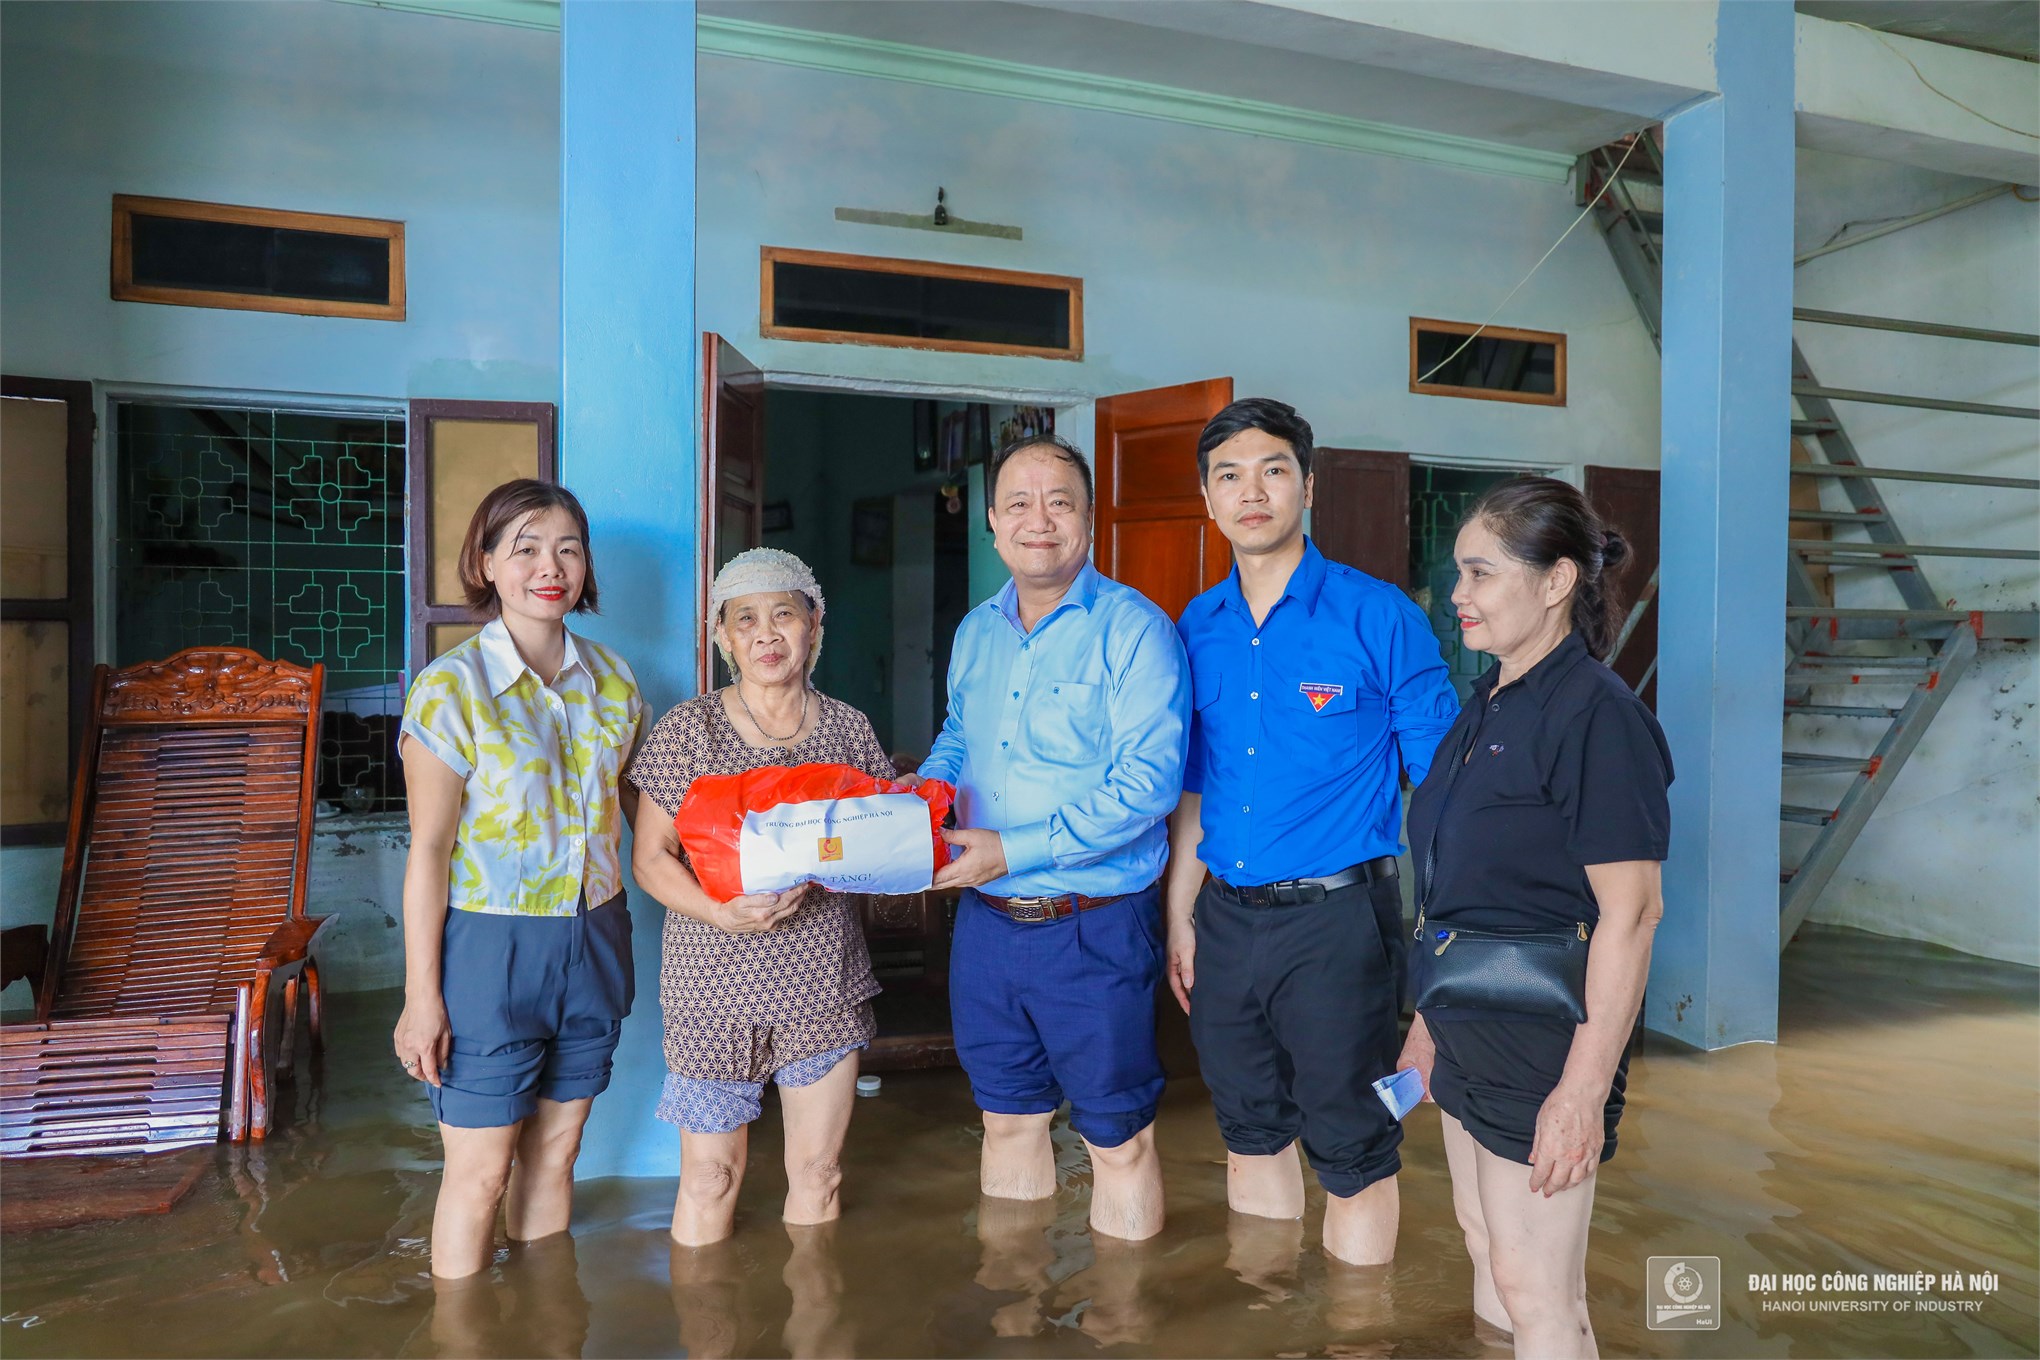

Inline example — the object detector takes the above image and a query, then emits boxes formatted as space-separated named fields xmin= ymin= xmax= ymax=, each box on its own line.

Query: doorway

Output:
xmin=757 ymin=390 xmax=984 ymax=759
xmin=702 ymin=337 xmax=1073 ymax=1068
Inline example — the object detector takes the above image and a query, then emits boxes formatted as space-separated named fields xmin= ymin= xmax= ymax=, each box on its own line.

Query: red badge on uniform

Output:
xmin=1298 ymin=682 xmax=1344 ymax=712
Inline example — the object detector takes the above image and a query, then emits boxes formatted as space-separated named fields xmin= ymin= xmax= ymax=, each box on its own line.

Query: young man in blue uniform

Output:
xmin=1163 ymin=398 xmax=1457 ymax=1265
xmin=919 ymin=434 xmax=1191 ymax=1242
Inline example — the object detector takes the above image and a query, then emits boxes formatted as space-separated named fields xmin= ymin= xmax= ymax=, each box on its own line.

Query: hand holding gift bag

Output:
xmin=674 ymin=762 xmax=957 ymax=899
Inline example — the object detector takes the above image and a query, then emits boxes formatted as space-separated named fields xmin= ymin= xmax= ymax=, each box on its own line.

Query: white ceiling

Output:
xmin=700 ymin=0 xmax=1656 ymax=154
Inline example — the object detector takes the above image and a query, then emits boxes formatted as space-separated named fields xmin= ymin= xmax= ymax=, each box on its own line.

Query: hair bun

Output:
xmin=1600 ymin=528 xmax=1631 ymax=572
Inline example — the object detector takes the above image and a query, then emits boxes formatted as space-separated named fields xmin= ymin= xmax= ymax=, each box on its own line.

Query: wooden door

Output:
xmin=1584 ymin=465 xmax=1659 ymax=707
xmin=1314 ymin=449 xmax=1412 ymax=590
xmin=1 ymin=377 xmax=94 ymax=843
xmin=699 ymin=333 xmax=766 ymax=692
xmin=1093 ymin=379 xmax=1233 ymax=618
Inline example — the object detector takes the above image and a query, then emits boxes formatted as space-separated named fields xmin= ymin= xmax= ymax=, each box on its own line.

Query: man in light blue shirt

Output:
xmin=919 ymin=434 xmax=1190 ymax=1242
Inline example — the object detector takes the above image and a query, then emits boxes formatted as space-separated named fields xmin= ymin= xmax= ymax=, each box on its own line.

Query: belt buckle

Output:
xmin=1005 ymin=896 xmax=1054 ymax=923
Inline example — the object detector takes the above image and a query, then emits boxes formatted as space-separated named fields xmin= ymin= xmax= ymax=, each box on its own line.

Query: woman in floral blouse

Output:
xmin=629 ymin=547 xmax=898 ymax=1246
xmin=394 ymin=479 xmax=645 ymax=1279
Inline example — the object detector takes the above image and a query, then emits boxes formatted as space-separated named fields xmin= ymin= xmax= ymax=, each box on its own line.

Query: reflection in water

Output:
xmin=1225 ymin=1210 xmax=1304 ymax=1305
xmin=425 ymin=1234 xmax=589 ymax=1359
xmin=1055 ymin=1235 xmax=1159 ymax=1348
xmin=974 ymin=1194 xmax=1058 ymax=1338
xmin=1320 ymin=1259 xmax=1395 ymax=1340
xmin=668 ymin=1239 xmax=750 ymax=1359
xmin=668 ymin=1223 xmax=853 ymax=1359
xmin=0 ymin=928 xmax=2034 ymax=1359
xmin=781 ymin=1223 xmax=854 ymax=1360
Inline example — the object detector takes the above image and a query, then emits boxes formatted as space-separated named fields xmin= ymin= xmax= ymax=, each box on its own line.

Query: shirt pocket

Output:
xmin=1191 ymin=663 xmax=1225 ymax=713
xmin=1269 ymin=668 xmax=1380 ymax=761
xmin=570 ymin=708 xmax=636 ymax=837
xmin=1021 ymin=678 xmax=1107 ymax=768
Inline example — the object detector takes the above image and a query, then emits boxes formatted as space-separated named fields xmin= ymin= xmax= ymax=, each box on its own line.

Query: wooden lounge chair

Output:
xmin=0 ymin=648 xmax=329 ymax=1155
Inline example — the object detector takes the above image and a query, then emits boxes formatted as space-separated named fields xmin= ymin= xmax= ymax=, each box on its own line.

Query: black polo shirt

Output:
xmin=1405 ymin=631 xmax=1673 ymax=934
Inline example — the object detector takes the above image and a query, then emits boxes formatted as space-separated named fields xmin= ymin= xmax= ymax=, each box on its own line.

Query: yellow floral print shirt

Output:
xmin=400 ymin=619 xmax=645 ymax=917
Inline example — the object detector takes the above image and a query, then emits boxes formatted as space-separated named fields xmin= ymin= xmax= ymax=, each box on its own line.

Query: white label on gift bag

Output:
xmin=737 ymin=792 xmax=934 ymax=895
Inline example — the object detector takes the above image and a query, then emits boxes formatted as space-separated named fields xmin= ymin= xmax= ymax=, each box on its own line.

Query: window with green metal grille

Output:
xmin=113 ymin=401 xmax=408 ymax=812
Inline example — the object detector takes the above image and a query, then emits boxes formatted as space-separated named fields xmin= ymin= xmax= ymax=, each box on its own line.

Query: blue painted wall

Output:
xmin=558 ymin=0 xmax=698 ymax=1183
xmin=1650 ymin=0 xmax=1796 ymax=1047
xmin=0 ymin=1 xmax=560 ymax=401
xmin=694 ymin=54 xmax=1664 ymax=476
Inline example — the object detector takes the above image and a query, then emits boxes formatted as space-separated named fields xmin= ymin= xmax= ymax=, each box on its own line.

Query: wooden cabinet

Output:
xmin=853 ymin=888 xmax=959 ymax=1071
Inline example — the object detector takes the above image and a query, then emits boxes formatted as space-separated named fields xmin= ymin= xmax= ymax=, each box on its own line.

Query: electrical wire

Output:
xmin=1415 ymin=132 xmax=1644 ymax=386
xmin=1841 ymin=20 xmax=2039 ymax=140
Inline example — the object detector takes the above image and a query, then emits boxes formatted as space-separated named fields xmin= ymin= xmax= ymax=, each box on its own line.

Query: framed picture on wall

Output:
xmin=851 ymin=496 xmax=892 ymax=566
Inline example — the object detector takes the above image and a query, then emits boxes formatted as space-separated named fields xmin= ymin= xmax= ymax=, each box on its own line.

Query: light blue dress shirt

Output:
xmin=921 ymin=562 xmax=1191 ymax=898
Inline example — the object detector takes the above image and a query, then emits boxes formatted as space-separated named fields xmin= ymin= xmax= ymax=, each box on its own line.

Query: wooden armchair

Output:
xmin=0 ymin=648 xmax=330 ymax=1155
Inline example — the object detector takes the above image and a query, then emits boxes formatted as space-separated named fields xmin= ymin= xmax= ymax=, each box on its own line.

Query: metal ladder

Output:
xmin=1577 ymin=135 xmax=2040 ymax=947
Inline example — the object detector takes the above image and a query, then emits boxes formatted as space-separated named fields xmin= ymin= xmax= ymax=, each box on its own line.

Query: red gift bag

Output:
xmin=673 ymin=762 xmax=956 ymax=901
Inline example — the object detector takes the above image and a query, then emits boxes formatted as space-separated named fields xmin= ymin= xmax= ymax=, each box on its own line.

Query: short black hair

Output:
xmin=1196 ymin=398 xmax=1314 ymax=482
xmin=459 ymin=478 xmax=599 ymax=617
xmin=986 ymin=433 xmax=1094 ymax=514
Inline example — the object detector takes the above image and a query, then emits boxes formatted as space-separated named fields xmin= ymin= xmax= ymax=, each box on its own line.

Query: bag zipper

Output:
xmin=1429 ymin=923 xmax=1589 ymax=952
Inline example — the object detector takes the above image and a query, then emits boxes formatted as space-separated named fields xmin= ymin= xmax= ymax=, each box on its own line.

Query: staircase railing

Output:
xmin=1580 ymin=135 xmax=2040 ymax=946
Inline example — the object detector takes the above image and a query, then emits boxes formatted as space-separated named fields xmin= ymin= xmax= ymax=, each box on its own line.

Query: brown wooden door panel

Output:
xmin=1313 ymin=448 xmax=1411 ymax=590
xmin=699 ymin=334 xmax=766 ymax=692
xmin=2 ymin=377 xmax=96 ymax=844
xmin=1094 ymin=378 xmax=1232 ymax=618
xmin=1111 ymin=519 xmax=1226 ymax=623
xmin=405 ymin=399 xmax=558 ymax=671
xmin=1584 ymin=465 xmax=1659 ymax=708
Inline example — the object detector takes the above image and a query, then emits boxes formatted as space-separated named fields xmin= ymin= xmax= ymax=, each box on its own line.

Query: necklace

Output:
xmin=736 ymin=682 xmax=809 ymax=743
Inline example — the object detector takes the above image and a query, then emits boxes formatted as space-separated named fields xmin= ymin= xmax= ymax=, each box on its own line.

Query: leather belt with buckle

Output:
xmin=975 ymin=890 xmax=1127 ymax=923
xmin=1210 ymin=856 xmax=1398 ymax=908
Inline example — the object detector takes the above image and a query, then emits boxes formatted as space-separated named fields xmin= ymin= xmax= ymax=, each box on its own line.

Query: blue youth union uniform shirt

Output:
xmin=920 ymin=562 xmax=1190 ymax=899
xmin=1179 ymin=538 xmax=1457 ymax=886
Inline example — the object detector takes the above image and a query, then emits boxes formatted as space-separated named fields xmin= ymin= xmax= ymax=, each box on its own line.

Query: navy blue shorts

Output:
xmin=432 ymin=892 xmax=635 ymax=1129
xmin=1188 ymin=875 xmax=1405 ymax=1197
xmin=949 ymin=882 xmax=1165 ymax=1149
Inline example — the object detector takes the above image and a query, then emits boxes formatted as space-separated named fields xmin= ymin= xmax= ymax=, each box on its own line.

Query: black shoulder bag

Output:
xmin=1407 ymin=714 xmax=1592 ymax=1024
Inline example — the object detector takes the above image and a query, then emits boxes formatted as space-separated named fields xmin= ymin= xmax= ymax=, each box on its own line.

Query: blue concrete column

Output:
xmin=1648 ymin=0 xmax=1795 ymax=1048
xmin=560 ymin=0 xmax=696 ymax=1178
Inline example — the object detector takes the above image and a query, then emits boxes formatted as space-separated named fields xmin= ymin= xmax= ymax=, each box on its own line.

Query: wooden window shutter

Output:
xmin=406 ymin=400 xmax=557 ymax=672
xmin=1313 ymin=449 xmax=1412 ymax=591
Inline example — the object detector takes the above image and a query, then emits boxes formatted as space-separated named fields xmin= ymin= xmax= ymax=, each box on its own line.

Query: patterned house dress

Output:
xmin=625 ymin=691 xmax=898 ymax=1127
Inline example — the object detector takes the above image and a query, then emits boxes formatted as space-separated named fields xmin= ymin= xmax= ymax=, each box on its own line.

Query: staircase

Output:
xmin=1577 ymin=134 xmax=2040 ymax=947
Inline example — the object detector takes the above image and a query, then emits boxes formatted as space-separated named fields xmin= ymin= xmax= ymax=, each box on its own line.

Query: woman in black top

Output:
xmin=1398 ymin=477 xmax=1671 ymax=1360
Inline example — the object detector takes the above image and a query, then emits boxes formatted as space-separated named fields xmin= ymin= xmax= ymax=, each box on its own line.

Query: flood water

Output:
xmin=3 ymin=925 xmax=2034 ymax=1359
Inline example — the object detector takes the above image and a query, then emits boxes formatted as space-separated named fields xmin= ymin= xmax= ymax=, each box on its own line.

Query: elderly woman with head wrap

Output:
xmin=627 ymin=548 xmax=899 ymax=1246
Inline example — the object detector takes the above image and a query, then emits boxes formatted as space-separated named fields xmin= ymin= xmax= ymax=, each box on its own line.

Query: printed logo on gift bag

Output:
xmin=737 ymin=791 xmax=938 ymax=895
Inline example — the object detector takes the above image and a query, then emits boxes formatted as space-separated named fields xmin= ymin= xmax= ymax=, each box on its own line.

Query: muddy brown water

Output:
xmin=2 ymin=926 xmax=2034 ymax=1359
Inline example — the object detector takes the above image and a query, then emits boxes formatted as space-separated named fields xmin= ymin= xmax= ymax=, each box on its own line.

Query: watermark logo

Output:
xmin=1647 ymin=1256 xmax=1720 ymax=1330
xmin=817 ymin=837 xmax=844 ymax=862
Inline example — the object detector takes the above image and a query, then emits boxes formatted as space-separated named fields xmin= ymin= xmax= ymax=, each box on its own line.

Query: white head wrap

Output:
xmin=710 ymin=547 xmax=825 ymax=678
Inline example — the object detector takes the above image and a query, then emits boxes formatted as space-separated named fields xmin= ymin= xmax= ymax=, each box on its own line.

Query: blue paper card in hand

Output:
xmin=1372 ymin=1067 xmax=1425 ymax=1122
